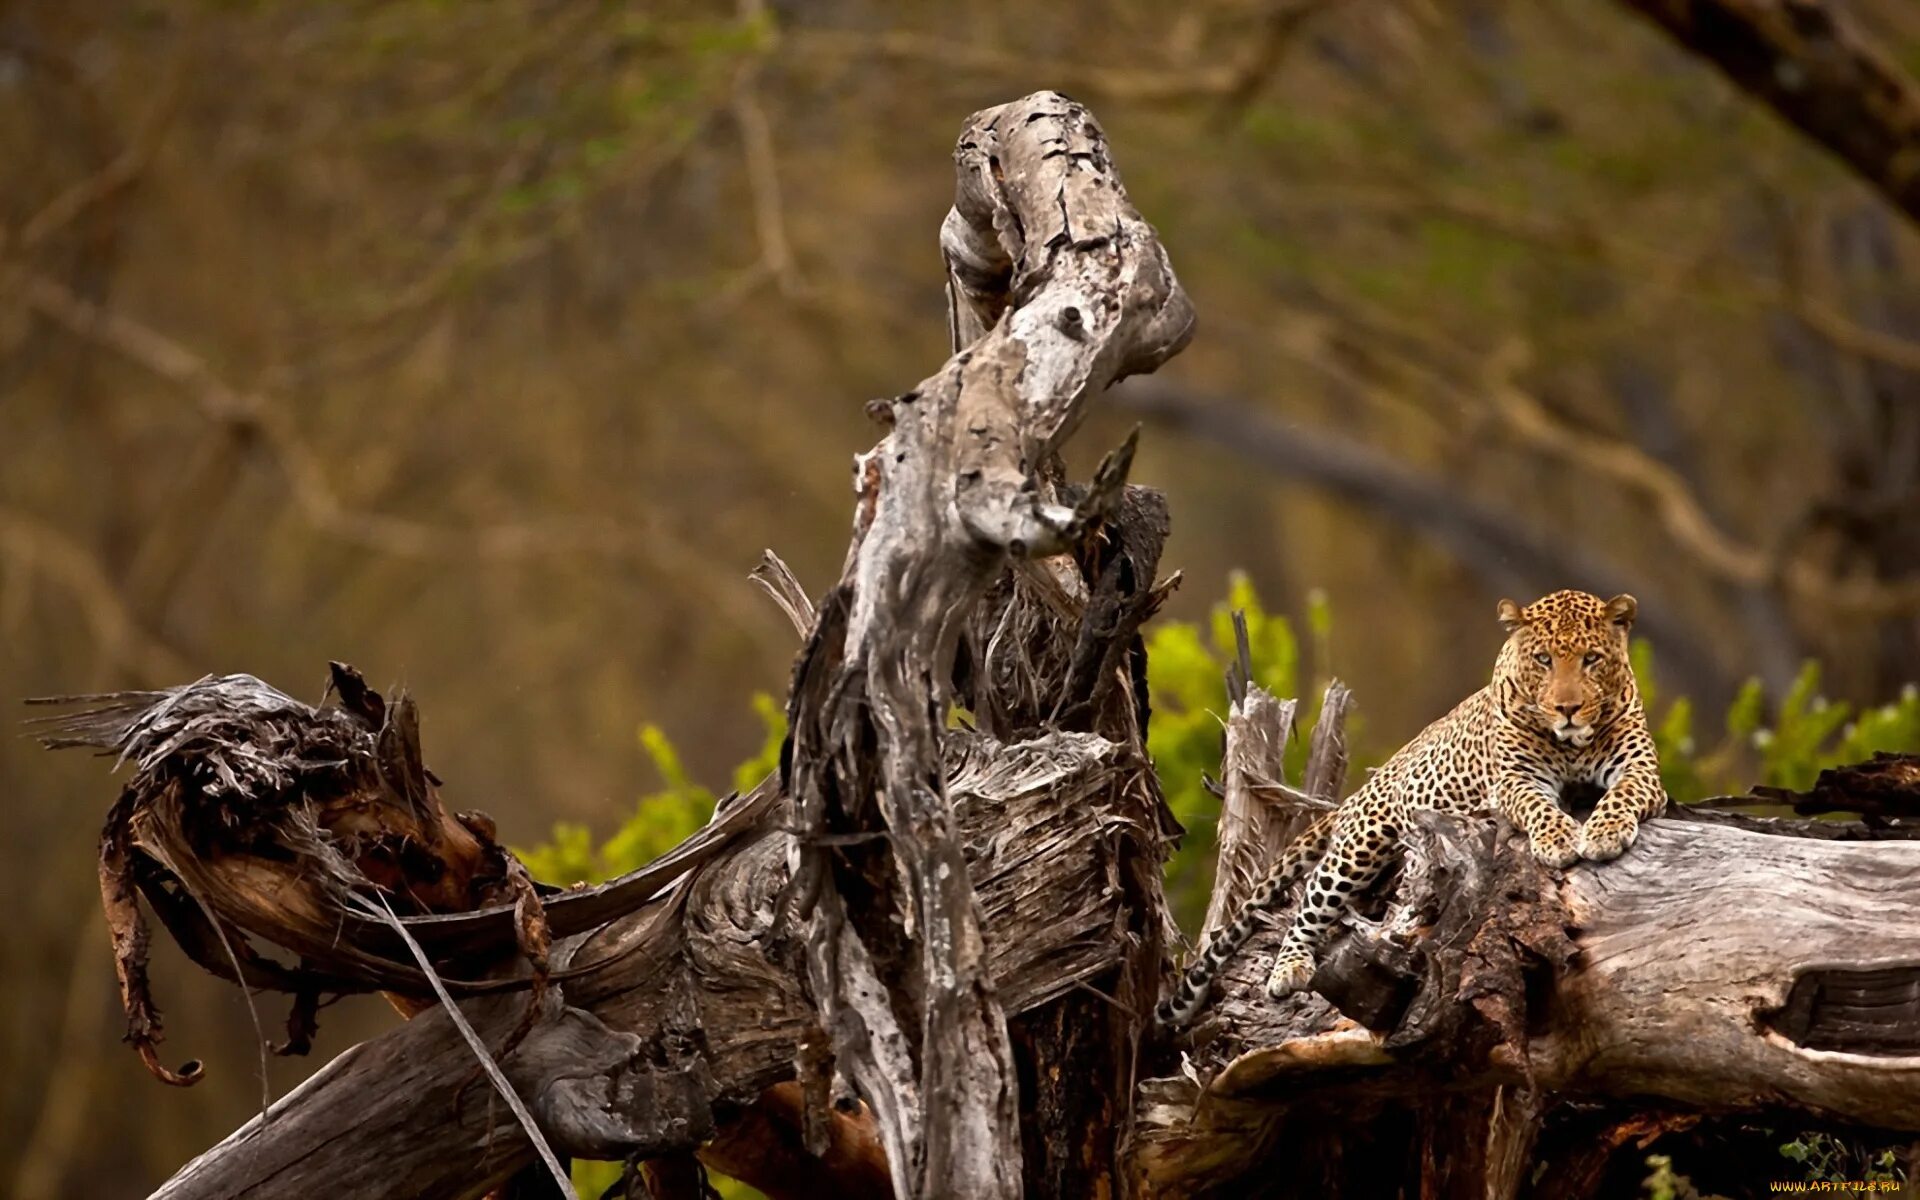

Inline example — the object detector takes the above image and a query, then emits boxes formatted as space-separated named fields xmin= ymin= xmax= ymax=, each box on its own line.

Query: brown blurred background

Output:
xmin=7 ymin=1 xmax=1920 ymax=1194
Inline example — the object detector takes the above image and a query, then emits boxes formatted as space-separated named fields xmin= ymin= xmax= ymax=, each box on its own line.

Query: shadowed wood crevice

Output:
xmin=1762 ymin=966 xmax=1920 ymax=1055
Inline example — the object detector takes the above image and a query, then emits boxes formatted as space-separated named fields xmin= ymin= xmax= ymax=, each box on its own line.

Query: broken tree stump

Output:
xmin=779 ymin=87 xmax=1191 ymax=1200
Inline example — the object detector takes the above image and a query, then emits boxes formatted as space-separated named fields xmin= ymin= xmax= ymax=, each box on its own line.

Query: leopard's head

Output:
xmin=1492 ymin=589 xmax=1638 ymax=747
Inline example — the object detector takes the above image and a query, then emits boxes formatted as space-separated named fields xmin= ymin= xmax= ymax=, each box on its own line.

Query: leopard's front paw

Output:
xmin=1527 ymin=813 xmax=1581 ymax=869
xmin=1264 ymin=951 xmax=1316 ymax=999
xmin=1576 ymin=815 xmax=1639 ymax=862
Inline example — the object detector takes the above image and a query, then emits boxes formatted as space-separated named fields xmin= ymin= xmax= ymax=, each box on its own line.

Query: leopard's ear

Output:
xmin=1497 ymin=598 xmax=1526 ymax=633
xmin=1603 ymin=593 xmax=1638 ymax=629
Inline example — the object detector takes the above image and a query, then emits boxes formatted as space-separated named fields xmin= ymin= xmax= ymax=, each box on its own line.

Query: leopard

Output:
xmin=1156 ymin=589 xmax=1665 ymax=1029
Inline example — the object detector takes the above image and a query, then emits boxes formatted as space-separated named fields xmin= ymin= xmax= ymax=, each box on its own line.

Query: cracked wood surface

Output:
xmin=781 ymin=88 xmax=1191 ymax=1199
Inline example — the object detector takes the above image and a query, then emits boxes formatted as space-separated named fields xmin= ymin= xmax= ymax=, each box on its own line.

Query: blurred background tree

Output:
xmin=7 ymin=0 xmax=1920 ymax=1195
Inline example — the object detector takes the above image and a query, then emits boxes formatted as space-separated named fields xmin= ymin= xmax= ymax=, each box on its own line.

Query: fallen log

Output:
xmin=1136 ymin=668 xmax=1920 ymax=1199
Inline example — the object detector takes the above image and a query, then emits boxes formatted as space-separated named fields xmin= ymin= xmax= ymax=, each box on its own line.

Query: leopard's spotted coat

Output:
xmin=1156 ymin=589 xmax=1666 ymax=1028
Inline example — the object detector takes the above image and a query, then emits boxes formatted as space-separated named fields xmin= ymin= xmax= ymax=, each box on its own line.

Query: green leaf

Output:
xmin=1725 ymin=677 xmax=1765 ymax=739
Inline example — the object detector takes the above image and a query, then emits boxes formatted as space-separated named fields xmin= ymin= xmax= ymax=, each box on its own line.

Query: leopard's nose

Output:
xmin=1555 ymin=702 xmax=1582 ymax=718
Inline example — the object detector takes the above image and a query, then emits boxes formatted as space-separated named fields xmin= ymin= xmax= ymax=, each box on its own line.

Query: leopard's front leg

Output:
xmin=1496 ymin=768 xmax=1580 ymax=868
xmin=1265 ymin=805 xmax=1395 ymax=998
xmin=1576 ymin=737 xmax=1666 ymax=862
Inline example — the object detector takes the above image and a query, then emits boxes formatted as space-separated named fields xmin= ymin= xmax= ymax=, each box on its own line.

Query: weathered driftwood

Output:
xmin=1138 ymin=673 xmax=1920 ymax=1199
xmin=780 ymin=87 xmax=1191 ymax=1200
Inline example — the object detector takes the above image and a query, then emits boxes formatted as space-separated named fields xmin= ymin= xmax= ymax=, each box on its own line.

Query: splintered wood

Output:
xmin=780 ymin=90 xmax=1191 ymax=1199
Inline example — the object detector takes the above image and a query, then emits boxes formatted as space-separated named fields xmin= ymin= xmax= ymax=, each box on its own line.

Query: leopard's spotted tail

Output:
xmin=1155 ymin=812 xmax=1336 ymax=1029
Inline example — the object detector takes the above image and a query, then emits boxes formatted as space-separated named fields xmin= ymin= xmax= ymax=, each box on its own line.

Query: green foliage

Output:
xmin=731 ymin=691 xmax=788 ymax=794
xmin=1631 ymin=640 xmax=1709 ymax=803
xmin=1778 ymin=1132 xmax=1905 ymax=1188
xmin=570 ymin=1159 xmax=758 ymax=1199
xmin=1638 ymin=1153 xmax=1723 ymax=1200
xmin=1634 ymin=648 xmax=1920 ymax=804
xmin=517 ymin=692 xmax=785 ymax=886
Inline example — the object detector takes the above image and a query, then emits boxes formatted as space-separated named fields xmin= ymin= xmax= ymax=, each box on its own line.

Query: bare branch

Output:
xmin=790 ymin=12 xmax=1339 ymax=108
xmin=8 ymin=56 xmax=185 ymax=254
xmin=1223 ymin=268 xmax=1920 ymax=619
xmin=749 ymin=549 xmax=815 ymax=639
xmin=1479 ymin=337 xmax=1920 ymax=616
xmin=1619 ymin=0 xmax=1920 ymax=227
xmin=731 ymin=0 xmax=805 ymax=299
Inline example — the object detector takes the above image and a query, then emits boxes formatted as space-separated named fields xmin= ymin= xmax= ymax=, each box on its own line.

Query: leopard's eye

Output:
xmin=1533 ymin=652 xmax=1552 ymax=667
xmin=1582 ymin=651 xmax=1601 ymax=667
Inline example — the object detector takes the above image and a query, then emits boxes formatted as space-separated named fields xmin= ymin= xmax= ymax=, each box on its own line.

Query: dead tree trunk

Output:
xmin=778 ymin=87 xmax=1191 ymax=1200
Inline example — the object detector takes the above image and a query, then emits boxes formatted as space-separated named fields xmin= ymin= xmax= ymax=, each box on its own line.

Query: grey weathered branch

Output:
xmin=1198 ymin=659 xmax=1299 ymax=941
xmin=781 ymin=89 xmax=1191 ymax=1200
